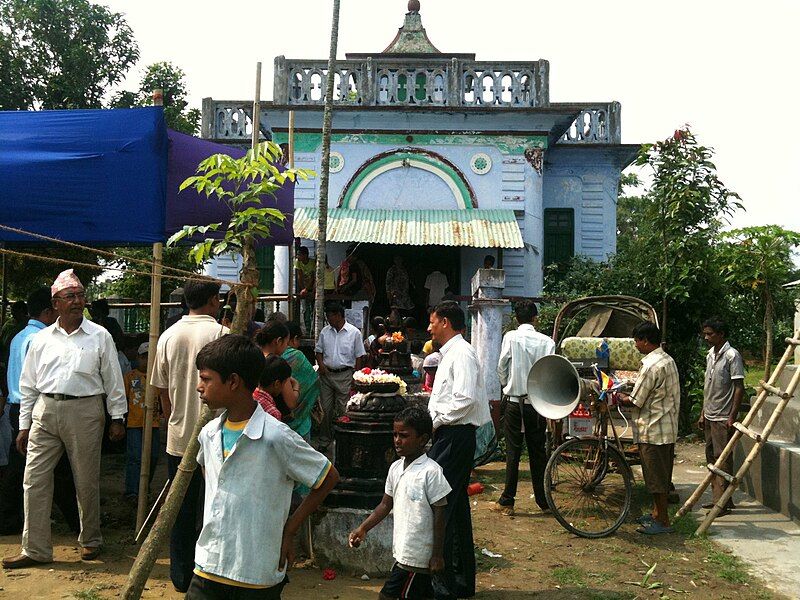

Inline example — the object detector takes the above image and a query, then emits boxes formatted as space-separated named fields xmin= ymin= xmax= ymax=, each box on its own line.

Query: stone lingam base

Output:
xmin=311 ymin=506 xmax=395 ymax=577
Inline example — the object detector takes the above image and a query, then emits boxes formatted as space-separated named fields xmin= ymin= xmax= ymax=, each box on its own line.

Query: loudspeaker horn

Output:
xmin=527 ymin=354 xmax=592 ymax=420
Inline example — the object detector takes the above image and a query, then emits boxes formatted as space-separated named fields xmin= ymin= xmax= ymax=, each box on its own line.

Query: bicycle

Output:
xmin=543 ymin=372 xmax=634 ymax=538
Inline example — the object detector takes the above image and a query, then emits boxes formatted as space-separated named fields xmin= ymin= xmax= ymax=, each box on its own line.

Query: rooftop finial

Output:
xmin=408 ymin=0 xmax=420 ymax=13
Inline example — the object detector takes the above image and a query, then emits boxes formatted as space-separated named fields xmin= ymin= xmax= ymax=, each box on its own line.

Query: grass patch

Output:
xmin=670 ymin=507 xmax=699 ymax=536
xmin=695 ymin=538 xmax=750 ymax=584
xmin=551 ymin=566 xmax=586 ymax=587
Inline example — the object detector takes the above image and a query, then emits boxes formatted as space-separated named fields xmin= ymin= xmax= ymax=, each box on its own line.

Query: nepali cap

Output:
xmin=51 ymin=269 xmax=84 ymax=297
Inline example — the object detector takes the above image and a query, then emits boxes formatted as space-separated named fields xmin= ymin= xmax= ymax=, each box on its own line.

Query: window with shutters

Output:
xmin=543 ymin=208 xmax=574 ymax=268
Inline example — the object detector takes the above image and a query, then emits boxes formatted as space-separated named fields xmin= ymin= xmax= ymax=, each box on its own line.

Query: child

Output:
xmin=349 ymin=407 xmax=451 ymax=600
xmin=191 ymin=335 xmax=339 ymax=598
xmin=123 ymin=342 xmax=161 ymax=500
xmin=254 ymin=354 xmax=299 ymax=421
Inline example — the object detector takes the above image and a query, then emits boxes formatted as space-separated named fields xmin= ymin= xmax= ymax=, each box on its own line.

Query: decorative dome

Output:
xmin=382 ymin=0 xmax=440 ymax=54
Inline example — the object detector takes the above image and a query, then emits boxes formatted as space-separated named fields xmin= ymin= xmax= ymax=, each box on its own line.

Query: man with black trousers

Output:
xmin=426 ymin=301 xmax=491 ymax=599
xmin=493 ymin=299 xmax=555 ymax=516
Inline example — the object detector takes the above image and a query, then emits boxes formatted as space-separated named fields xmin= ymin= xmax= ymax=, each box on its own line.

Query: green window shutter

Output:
xmin=256 ymin=246 xmax=274 ymax=292
xmin=543 ymin=208 xmax=574 ymax=267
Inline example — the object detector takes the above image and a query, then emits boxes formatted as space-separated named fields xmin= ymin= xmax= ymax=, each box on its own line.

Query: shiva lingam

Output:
xmin=326 ymin=369 xmax=408 ymax=509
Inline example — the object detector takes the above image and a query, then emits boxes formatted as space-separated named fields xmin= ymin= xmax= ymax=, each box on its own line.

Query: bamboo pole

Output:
xmin=676 ymin=328 xmax=800 ymax=522
xmin=135 ymin=241 xmax=163 ymax=531
xmin=288 ymin=109 xmax=296 ymax=323
xmin=313 ymin=0 xmax=341 ymax=341
xmin=135 ymin=89 xmax=166 ymax=533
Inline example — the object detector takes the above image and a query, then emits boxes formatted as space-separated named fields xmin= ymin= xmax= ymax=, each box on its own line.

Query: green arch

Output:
xmin=342 ymin=151 xmax=474 ymax=210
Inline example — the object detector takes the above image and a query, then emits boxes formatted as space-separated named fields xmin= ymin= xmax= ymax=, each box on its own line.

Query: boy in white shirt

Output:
xmin=349 ymin=407 xmax=451 ymax=600
xmin=189 ymin=335 xmax=339 ymax=599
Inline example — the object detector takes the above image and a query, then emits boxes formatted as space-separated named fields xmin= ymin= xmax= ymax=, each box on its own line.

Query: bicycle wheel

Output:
xmin=544 ymin=437 xmax=633 ymax=538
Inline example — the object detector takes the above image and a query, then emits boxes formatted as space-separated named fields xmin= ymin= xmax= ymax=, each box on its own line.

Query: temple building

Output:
xmin=201 ymin=0 xmax=638 ymax=317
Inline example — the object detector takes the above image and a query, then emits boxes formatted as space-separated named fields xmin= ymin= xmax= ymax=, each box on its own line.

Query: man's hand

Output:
xmin=348 ymin=526 xmax=367 ymax=548
xmin=108 ymin=421 xmax=126 ymax=442
xmin=725 ymin=414 xmax=737 ymax=428
xmin=16 ymin=429 xmax=29 ymax=455
xmin=697 ymin=414 xmax=705 ymax=431
xmin=429 ymin=554 xmax=445 ymax=573
xmin=318 ymin=364 xmax=329 ymax=376
xmin=279 ymin=529 xmax=295 ymax=571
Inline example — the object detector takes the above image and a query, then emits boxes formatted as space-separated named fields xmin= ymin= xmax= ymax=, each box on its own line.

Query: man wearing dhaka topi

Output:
xmin=2 ymin=269 xmax=127 ymax=569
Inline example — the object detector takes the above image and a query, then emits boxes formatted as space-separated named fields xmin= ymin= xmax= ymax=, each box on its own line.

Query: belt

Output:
xmin=44 ymin=393 xmax=97 ymax=401
xmin=507 ymin=394 xmax=528 ymax=403
xmin=326 ymin=366 xmax=353 ymax=373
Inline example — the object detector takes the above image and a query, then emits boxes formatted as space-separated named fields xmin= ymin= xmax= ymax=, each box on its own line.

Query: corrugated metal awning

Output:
xmin=293 ymin=208 xmax=523 ymax=249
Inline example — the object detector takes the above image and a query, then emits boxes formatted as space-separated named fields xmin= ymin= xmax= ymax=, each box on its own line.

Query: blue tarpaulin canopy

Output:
xmin=0 ymin=107 xmax=168 ymax=244
xmin=0 ymin=107 xmax=294 ymax=245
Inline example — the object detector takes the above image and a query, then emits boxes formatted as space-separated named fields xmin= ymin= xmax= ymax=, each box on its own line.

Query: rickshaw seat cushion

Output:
xmin=560 ymin=337 xmax=641 ymax=371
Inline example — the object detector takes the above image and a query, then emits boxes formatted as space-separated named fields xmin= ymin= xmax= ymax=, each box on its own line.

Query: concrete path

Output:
xmin=673 ymin=441 xmax=800 ymax=599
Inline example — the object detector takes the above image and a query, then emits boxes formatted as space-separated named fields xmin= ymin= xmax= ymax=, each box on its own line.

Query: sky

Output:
xmin=102 ymin=0 xmax=799 ymax=232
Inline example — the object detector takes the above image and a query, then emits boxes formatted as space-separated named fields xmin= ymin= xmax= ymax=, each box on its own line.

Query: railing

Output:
xmin=272 ymin=55 xmax=549 ymax=108
xmin=558 ymin=103 xmax=621 ymax=144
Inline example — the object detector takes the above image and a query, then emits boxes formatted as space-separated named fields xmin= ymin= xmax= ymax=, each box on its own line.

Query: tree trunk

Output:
xmin=122 ymin=406 xmax=211 ymax=600
xmin=661 ymin=296 xmax=668 ymax=343
xmin=233 ymin=239 xmax=258 ymax=335
xmin=764 ymin=293 xmax=773 ymax=381
xmin=313 ymin=0 xmax=341 ymax=341
xmin=123 ymin=243 xmax=255 ymax=599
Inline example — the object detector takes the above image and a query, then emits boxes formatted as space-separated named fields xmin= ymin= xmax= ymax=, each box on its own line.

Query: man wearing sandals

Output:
xmin=624 ymin=322 xmax=680 ymax=535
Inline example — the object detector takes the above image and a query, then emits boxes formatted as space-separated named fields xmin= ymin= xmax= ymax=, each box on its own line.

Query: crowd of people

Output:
xmin=0 ymin=266 xmax=747 ymax=598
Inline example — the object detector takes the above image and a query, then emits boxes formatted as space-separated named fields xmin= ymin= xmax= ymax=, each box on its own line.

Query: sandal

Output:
xmin=636 ymin=521 xmax=674 ymax=535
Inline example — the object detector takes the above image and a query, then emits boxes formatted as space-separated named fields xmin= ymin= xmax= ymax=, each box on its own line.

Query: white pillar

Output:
xmin=469 ymin=268 xmax=509 ymax=403
xmin=274 ymin=245 xmax=290 ymax=314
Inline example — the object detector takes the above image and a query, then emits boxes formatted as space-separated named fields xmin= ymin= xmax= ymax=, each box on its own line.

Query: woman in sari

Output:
xmin=280 ymin=323 xmax=320 ymax=442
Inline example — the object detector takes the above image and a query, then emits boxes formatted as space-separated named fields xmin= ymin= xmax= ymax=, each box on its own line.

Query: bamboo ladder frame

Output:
xmin=676 ymin=329 xmax=800 ymax=535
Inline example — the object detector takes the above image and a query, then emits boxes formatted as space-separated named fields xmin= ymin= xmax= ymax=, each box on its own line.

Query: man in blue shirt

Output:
xmin=0 ymin=287 xmax=78 ymax=535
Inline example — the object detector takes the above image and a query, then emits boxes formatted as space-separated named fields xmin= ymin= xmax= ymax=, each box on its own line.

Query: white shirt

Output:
xmin=18 ymin=317 xmax=126 ymax=430
xmin=385 ymin=454 xmax=451 ymax=569
xmin=196 ymin=405 xmax=331 ymax=587
xmin=497 ymin=324 xmax=556 ymax=402
xmin=428 ymin=334 xmax=492 ymax=430
xmin=150 ymin=314 xmax=228 ymax=456
xmin=314 ymin=321 xmax=366 ymax=369
xmin=424 ymin=271 xmax=449 ymax=307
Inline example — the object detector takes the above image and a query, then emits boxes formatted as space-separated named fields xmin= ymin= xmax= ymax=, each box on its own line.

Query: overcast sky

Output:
xmin=103 ymin=0 xmax=798 ymax=232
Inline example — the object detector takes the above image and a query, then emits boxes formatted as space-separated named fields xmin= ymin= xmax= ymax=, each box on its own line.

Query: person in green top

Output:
xmin=256 ymin=321 xmax=319 ymax=441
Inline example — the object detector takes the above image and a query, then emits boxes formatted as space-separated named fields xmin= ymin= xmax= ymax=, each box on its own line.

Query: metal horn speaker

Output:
xmin=527 ymin=354 xmax=589 ymax=420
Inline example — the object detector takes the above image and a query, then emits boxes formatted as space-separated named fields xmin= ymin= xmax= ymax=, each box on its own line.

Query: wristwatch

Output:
xmin=111 ymin=418 xmax=125 ymax=425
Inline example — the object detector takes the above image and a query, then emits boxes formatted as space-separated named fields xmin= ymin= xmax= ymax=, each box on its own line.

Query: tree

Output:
xmin=0 ymin=0 xmax=138 ymax=110
xmin=719 ymin=225 xmax=800 ymax=379
xmin=313 ymin=0 xmax=341 ymax=339
xmin=111 ymin=61 xmax=201 ymax=135
xmin=633 ymin=127 xmax=742 ymax=339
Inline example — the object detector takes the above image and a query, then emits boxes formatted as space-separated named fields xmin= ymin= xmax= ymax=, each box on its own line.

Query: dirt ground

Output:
xmin=0 ymin=441 xmax=788 ymax=600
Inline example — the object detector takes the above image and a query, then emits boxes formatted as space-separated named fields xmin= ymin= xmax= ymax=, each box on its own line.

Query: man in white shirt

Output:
xmin=425 ymin=270 xmax=449 ymax=309
xmin=493 ymin=299 xmax=555 ymax=516
xmin=151 ymin=279 xmax=228 ymax=592
xmin=3 ymin=269 xmax=126 ymax=569
xmin=314 ymin=302 xmax=366 ymax=449
xmin=426 ymin=301 xmax=491 ymax=600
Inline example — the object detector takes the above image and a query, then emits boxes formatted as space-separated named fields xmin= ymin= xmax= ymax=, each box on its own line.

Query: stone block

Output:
xmin=735 ymin=437 xmax=800 ymax=526
xmin=471 ymin=268 xmax=505 ymax=298
xmin=311 ymin=506 xmax=394 ymax=577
